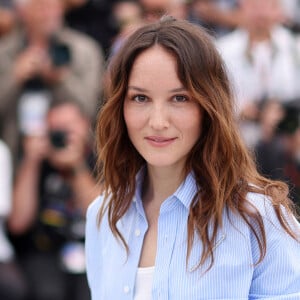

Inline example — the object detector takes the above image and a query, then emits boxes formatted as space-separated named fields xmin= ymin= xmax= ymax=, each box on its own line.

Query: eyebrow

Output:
xmin=127 ymin=86 xmax=188 ymax=93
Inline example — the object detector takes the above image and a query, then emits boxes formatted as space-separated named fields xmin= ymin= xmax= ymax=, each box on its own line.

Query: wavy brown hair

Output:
xmin=96 ymin=17 xmax=298 ymax=270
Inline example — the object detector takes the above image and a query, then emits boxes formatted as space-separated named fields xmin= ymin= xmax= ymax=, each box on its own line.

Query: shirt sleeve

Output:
xmin=85 ymin=196 xmax=104 ymax=298
xmin=248 ymin=195 xmax=300 ymax=299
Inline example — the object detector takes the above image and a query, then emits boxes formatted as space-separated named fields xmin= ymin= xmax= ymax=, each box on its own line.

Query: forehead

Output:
xmin=129 ymin=46 xmax=178 ymax=78
xmin=133 ymin=45 xmax=176 ymax=64
xmin=48 ymin=104 xmax=82 ymax=122
xmin=126 ymin=45 xmax=189 ymax=94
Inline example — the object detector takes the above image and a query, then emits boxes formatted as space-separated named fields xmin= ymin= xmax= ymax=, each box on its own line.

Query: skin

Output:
xmin=123 ymin=45 xmax=202 ymax=267
xmin=0 ymin=8 xmax=15 ymax=36
xmin=240 ymin=0 xmax=285 ymax=43
xmin=17 ymin=0 xmax=64 ymax=39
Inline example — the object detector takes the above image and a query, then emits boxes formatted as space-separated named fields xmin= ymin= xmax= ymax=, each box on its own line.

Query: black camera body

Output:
xmin=49 ymin=130 xmax=67 ymax=149
xmin=49 ymin=40 xmax=71 ymax=67
xmin=278 ymin=100 xmax=300 ymax=135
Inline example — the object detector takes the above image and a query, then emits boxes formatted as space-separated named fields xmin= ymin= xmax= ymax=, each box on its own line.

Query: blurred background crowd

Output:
xmin=0 ymin=0 xmax=299 ymax=299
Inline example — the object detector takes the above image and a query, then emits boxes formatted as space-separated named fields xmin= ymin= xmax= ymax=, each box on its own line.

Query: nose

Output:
xmin=148 ymin=103 xmax=169 ymax=130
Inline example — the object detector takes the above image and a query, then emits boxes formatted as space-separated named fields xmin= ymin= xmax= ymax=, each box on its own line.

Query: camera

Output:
xmin=49 ymin=130 xmax=67 ymax=148
xmin=49 ymin=40 xmax=71 ymax=67
xmin=277 ymin=100 xmax=300 ymax=135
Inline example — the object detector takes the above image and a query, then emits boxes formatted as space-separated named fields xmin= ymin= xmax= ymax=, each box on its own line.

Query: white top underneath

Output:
xmin=133 ymin=266 xmax=155 ymax=300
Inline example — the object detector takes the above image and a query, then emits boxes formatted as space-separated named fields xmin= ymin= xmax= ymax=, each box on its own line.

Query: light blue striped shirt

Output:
xmin=85 ymin=172 xmax=300 ymax=299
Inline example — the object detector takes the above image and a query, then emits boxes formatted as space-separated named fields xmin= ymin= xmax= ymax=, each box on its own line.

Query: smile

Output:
xmin=145 ymin=136 xmax=177 ymax=147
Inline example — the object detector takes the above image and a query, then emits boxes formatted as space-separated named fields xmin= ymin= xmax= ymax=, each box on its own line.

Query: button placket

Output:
xmin=123 ymin=285 xmax=130 ymax=294
xmin=134 ymin=228 xmax=141 ymax=237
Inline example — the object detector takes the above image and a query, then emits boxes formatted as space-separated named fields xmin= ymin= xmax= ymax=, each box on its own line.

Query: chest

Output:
xmin=93 ymin=210 xmax=254 ymax=299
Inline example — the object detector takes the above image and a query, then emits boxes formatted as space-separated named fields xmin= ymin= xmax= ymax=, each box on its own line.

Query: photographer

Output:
xmin=8 ymin=100 xmax=100 ymax=300
xmin=0 ymin=0 xmax=104 ymax=166
xmin=255 ymin=99 xmax=300 ymax=211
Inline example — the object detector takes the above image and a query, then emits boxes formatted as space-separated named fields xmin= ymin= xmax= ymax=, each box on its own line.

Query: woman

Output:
xmin=85 ymin=17 xmax=300 ymax=299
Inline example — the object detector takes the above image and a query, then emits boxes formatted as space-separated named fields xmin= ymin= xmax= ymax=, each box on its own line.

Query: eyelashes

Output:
xmin=174 ymin=95 xmax=188 ymax=102
xmin=129 ymin=94 xmax=190 ymax=103
xmin=131 ymin=94 xmax=148 ymax=103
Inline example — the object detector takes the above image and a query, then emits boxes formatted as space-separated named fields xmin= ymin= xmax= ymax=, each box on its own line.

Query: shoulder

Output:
xmin=85 ymin=194 xmax=108 ymax=290
xmin=85 ymin=194 xmax=109 ymax=263
xmin=272 ymin=25 xmax=298 ymax=50
xmin=216 ymin=29 xmax=249 ymax=70
xmin=245 ymin=191 xmax=299 ymax=230
xmin=243 ymin=191 xmax=300 ymax=262
xmin=58 ymin=27 xmax=103 ymax=55
xmin=86 ymin=194 xmax=106 ymax=226
xmin=86 ymin=193 xmax=113 ymax=238
xmin=225 ymin=190 xmax=300 ymax=243
xmin=245 ymin=193 xmax=300 ymax=297
xmin=272 ymin=25 xmax=295 ymax=41
xmin=246 ymin=190 xmax=296 ymax=220
xmin=0 ymin=140 xmax=10 ymax=154
xmin=216 ymin=29 xmax=247 ymax=53
xmin=245 ymin=191 xmax=274 ymax=216
xmin=0 ymin=29 xmax=21 ymax=55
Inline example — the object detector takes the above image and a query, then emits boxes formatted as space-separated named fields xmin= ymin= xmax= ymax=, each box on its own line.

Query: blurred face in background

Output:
xmin=113 ymin=1 xmax=143 ymax=31
xmin=240 ymin=0 xmax=285 ymax=35
xmin=46 ymin=103 xmax=90 ymax=169
xmin=140 ymin=0 xmax=186 ymax=21
xmin=47 ymin=103 xmax=89 ymax=144
xmin=16 ymin=0 xmax=64 ymax=37
xmin=139 ymin=0 xmax=171 ymax=11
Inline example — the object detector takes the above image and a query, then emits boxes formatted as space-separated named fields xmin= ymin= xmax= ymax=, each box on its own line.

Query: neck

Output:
xmin=143 ymin=165 xmax=185 ymax=207
xmin=26 ymin=31 xmax=49 ymax=48
xmin=24 ymin=24 xmax=57 ymax=47
xmin=248 ymin=29 xmax=272 ymax=45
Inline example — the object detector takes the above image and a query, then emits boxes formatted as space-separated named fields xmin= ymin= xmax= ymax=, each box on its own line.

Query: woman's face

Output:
xmin=123 ymin=45 xmax=203 ymax=171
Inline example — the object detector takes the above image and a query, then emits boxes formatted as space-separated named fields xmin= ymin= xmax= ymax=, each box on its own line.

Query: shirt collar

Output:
xmin=134 ymin=168 xmax=199 ymax=212
xmin=173 ymin=172 xmax=199 ymax=210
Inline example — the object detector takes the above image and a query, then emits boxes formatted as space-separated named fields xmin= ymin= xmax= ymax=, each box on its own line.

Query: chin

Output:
xmin=144 ymin=157 xmax=185 ymax=170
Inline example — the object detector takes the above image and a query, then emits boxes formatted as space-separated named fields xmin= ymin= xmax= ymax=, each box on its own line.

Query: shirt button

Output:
xmin=123 ymin=285 xmax=130 ymax=294
xmin=135 ymin=229 xmax=141 ymax=237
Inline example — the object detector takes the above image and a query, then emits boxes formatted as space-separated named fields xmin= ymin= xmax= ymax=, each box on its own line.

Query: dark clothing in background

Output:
xmin=11 ymin=160 xmax=87 ymax=255
xmin=10 ymin=153 xmax=95 ymax=300
xmin=64 ymin=0 xmax=119 ymax=56
xmin=0 ymin=261 xmax=27 ymax=300
xmin=255 ymin=138 xmax=286 ymax=181
xmin=255 ymin=137 xmax=300 ymax=210
xmin=0 ymin=0 xmax=12 ymax=8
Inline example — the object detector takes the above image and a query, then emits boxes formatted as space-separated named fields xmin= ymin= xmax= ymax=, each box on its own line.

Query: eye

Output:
xmin=132 ymin=94 xmax=148 ymax=103
xmin=173 ymin=95 xmax=188 ymax=102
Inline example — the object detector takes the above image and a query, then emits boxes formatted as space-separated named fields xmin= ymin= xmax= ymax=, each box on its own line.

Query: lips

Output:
xmin=146 ymin=136 xmax=175 ymax=142
xmin=145 ymin=136 xmax=177 ymax=147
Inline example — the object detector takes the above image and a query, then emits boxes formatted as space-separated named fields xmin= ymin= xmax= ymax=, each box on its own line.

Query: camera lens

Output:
xmin=49 ymin=42 xmax=71 ymax=67
xmin=49 ymin=130 xmax=67 ymax=148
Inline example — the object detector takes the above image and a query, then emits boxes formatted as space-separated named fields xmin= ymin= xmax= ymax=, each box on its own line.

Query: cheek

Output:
xmin=123 ymin=104 xmax=145 ymax=133
xmin=174 ymin=107 xmax=203 ymax=138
